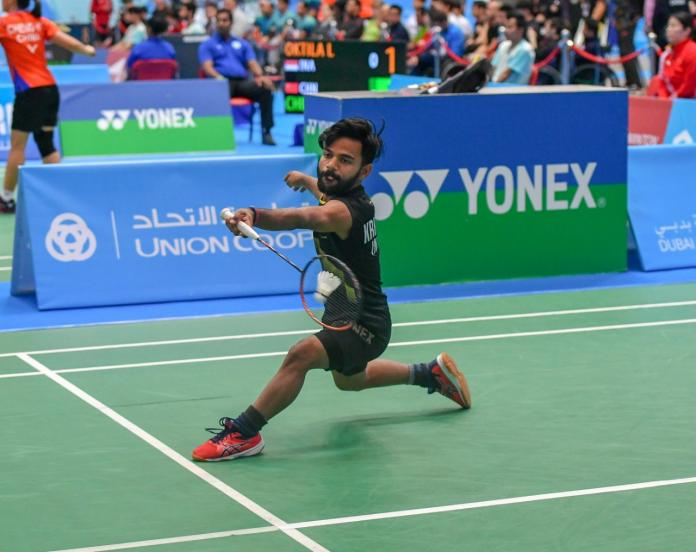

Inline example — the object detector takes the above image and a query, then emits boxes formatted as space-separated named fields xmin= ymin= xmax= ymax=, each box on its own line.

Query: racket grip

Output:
xmin=237 ymin=221 xmax=260 ymax=240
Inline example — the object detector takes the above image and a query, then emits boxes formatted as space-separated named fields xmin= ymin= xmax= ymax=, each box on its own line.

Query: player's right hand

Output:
xmin=284 ymin=171 xmax=308 ymax=192
xmin=224 ymin=208 xmax=254 ymax=236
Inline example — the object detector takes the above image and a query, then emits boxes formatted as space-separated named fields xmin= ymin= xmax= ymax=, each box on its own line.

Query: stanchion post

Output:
xmin=560 ymin=29 xmax=571 ymax=85
xmin=647 ymin=32 xmax=658 ymax=77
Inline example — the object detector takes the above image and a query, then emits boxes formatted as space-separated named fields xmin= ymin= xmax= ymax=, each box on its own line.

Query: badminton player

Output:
xmin=0 ymin=0 xmax=96 ymax=213
xmin=192 ymin=118 xmax=472 ymax=462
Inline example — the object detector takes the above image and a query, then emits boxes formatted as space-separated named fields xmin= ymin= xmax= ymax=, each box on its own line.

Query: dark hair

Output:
xmin=507 ymin=11 xmax=527 ymax=34
xmin=216 ymin=8 xmax=233 ymax=20
xmin=18 ymin=0 xmax=42 ymax=18
xmin=430 ymin=8 xmax=448 ymax=26
xmin=583 ymin=16 xmax=598 ymax=34
xmin=318 ymin=118 xmax=384 ymax=165
xmin=147 ymin=15 xmax=169 ymax=35
xmin=670 ymin=11 xmax=694 ymax=31
xmin=181 ymin=2 xmax=197 ymax=16
xmin=389 ymin=4 xmax=403 ymax=13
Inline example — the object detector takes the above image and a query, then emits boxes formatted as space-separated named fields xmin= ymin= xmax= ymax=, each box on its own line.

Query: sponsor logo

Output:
xmin=304 ymin=118 xmax=334 ymax=136
xmin=45 ymin=213 xmax=97 ymax=262
xmin=96 ymin=108 xmax=196 ymax=131
xmin=672 ymin=130 xmax=694 ymax=145
xmin=372 ymin=162 xmax=600 ymax=221
xmin=283 ymin=59 xmax=317 ymax=72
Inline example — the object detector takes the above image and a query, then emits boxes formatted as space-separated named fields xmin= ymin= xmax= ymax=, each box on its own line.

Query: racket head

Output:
xmin=299 ymin=254 xmax=363 ymax=331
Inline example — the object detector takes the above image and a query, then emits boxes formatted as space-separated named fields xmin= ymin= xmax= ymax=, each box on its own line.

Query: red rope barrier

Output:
xmin=442 ymin=41 xmax=469 ymax=65
xmin=570 ymin=44 xmax=646 ymax=65
xmin=533 ymin=47 xmax=560 ymax=70
xmin=407 ymin=38 xmax=434 ymax=58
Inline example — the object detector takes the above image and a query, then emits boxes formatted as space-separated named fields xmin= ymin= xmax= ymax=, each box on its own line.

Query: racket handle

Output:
xmin=237 ymin=221 xmax=260 ymax=240
xmin=220 ymin=208 xmax=260 ymax=240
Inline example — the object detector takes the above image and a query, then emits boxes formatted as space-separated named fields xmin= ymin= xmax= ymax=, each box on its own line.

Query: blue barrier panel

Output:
xmin=628 ymin=145 xmax=696 ymax=270
xmin=11 ymin=153 xmax=318 ymax=309
xmin=0 ymin=65 xmax=110 ymax=86
xmin=663 ymin=98 xmax=696 ymax=145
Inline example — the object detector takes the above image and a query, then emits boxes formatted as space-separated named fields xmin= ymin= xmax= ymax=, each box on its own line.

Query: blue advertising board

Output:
xmin=304 ymin=87 xmax=628 ymax=284
xmin=628 ymin=145 xmax=696 ymax=270
xmin=11 ymin=154 xmax=318 ymax=309
xmin=0 ymin=65 xmax=110 ymax=87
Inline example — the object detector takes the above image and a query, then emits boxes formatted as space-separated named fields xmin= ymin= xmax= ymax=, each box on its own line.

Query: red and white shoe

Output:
xmin=428 ymin=353 xmax=472 ymax=409
xmin=192 ymin=417 xmax=265 ymax=462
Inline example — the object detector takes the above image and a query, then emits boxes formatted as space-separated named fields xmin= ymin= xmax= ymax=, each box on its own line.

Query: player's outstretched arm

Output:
xmin=227 ymin=202 xmax=352 ymax=239
xmin=284 ymin=171 xmax=322 ymax=200
xmin=51 ymin=31 xmax=96 ymax=56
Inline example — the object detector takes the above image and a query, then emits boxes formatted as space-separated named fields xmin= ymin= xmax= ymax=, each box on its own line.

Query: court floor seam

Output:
xmin=2 ymin=298 xmax=696 ymax=358
xmin=16 ymin=353 xmax=330 ymax=552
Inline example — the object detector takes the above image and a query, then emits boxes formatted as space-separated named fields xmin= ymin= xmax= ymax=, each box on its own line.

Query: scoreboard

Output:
xmin=283 ymin=40 xmax=406 ymax=113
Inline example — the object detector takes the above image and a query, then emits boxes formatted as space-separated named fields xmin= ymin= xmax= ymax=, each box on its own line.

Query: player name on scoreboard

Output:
xmin=282 ymin=40 xmax=406 ymax=113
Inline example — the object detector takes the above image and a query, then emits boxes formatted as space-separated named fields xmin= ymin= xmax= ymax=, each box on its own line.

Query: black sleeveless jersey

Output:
xmin=313 ymin=185 xmax=391 ymax=338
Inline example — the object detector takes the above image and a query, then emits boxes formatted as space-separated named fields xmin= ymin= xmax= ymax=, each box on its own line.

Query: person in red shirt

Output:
xmin=0 ymin=0 xmax=95 ymax=213
xmin=91 ymin=0 xmax=113 ymax=45
xmin=647 ymin=12 xmax=696 ymax=99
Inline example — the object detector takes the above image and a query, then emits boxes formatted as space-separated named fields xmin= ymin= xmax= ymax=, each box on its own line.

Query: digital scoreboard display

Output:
xmin=283 ymin=40 xmax=406 ymax=113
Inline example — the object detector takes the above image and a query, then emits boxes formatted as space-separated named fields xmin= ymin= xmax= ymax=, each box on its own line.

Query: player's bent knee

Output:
xmin=33 ymin=128 xmax=56 ymax=158
xmin=282 ymin=338 xmax=326 ymax=374
xmin=332 ymin=372 xmax=363 ymax=391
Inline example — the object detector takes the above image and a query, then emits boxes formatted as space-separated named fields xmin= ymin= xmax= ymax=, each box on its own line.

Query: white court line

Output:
xmin=0 ymin=255 xmax=11 ymax=260
xmin=16 ymin=354 xmax=329 ymax=552
xmin=51 ymin=474 xmax=696 ymax=552
xmin=3 ymin=316 xmax=696 ymax=380
xmin=2 ymin=299 xmax=696 ymax=359
xmin=0 ymin=267 xmax=11 ymax=272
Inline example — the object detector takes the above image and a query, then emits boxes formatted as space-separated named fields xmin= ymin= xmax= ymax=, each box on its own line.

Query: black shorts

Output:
xmin=12 ymin=85 xmax=60 ymax=133
xmin=315 ymin=322 xmax=391 ymax=376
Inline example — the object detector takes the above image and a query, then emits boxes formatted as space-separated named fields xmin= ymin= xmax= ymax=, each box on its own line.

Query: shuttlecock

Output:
xmin=314 ymin=271 xmax=341 ymax=304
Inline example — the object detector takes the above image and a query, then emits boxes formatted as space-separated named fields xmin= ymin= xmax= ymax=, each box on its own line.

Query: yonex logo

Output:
xmin=97 ymin=110 xmax=130 ymax=131
xmin=45 ymin=213 xmax=97 ymax=262
xmin=672 ymin=130 xmax=694 ymax=145
xmin=372 ymin=170 xmax=448 ymax=220
xmin=373 ymin=163 xmax=599 ymax=221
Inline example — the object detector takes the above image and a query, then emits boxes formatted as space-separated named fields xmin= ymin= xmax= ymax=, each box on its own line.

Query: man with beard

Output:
xmin=192 ymin=118 xmax=472 ymax=462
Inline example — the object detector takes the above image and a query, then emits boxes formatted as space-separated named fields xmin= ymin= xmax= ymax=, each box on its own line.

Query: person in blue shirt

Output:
xmin=491 ymin=11 xmax=535 ymax=85
xmin=127 ymin=15 xmax=176 ymax=73
xmin=409 ymin=9 xmax=465 ymax=76
xmin=199 ymin=8 xmax=277 ymax=145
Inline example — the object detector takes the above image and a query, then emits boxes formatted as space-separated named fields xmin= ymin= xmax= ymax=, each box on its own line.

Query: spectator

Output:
xmin=535 ymin=16 xmax=561 ymax=68
xmin=296 ymin=1 xmax=319 ymax=36
xmin=117 ymin=0 xmax=134 ymax=41
xmin=362 ymin=4 xmax=390 ymax=40
xmin=113 ymin=6 xmax=148 ymax=50
xmin=517 ymin=0 xmax=539 ymax=49
xmin=387 ymin=4 xmax=410 ymax=41
xmin=255 ymin=0 xmax=277 ymax=37
xmin=91 ymin=0 xmax=113 ymax=45
xmin=311 ymin=3 xmax=339 ymax=38
xmin=491 ymin=11 xmax=535 ymax=83
xmin=445 ymin=0 xmax=473 ymax=41
xmin=273 ymin=0 xmax=296 ymax=31
xmin=127 ymin=15 xmax=176 ymax=75
xmin=203 ymin=1 xmax=218 ymax=34
xmin=408 ymin=9 xmax=464 ymax=75
xmin=613 ymin=0 xmax=644 ymax=88
xmin=647 ymin=11 xmax=696 ymax=97
xmin=223 ymin=0 xmax=252 ymax=38
xmin=466 ymin=0 xmax=490 ymax=54
xmin=406 ymin=0 xmax=427 ymax=38
xmin=199 ymin=8 xmax=277 ymax=145
xmin=152 ymin=0 xmax=170 ymax=19
xmin=339 ymin=0 xmax=365 ymax=38
xmin=180 ymin=2 xmax=207 ymax=34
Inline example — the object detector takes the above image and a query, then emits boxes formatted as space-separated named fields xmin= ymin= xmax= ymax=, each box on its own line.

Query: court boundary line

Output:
xmin=16 ymin=354 xmax=329 ymax=552
xmin=3 ymin=316 xmax=696 ymax=380
xmin=2 ymin=298 xmax=696 ymax=359
xmin=50 ymin=474 xmax=696 ymax=552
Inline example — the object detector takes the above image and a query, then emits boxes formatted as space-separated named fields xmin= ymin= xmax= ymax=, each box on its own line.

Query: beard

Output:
xmin=317 ymin=166 xmax=361 ymax=196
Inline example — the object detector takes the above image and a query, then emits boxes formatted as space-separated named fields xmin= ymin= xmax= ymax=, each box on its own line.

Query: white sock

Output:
xmin=0 ymin=188 xmax=14 ymax=202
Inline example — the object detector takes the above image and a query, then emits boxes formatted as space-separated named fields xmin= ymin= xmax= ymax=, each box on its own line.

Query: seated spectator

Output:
xmin=443 ymin=0 xmax=472 ymax=42
xmin=362 ymin=4 xmax=389 ymax=41
xmin=491 ymin=11 xmax=535 ymax=84
xmin=338 ymin=0 xmax=365 ymax=39
xmin=203 ymin=1 xmax=218 ymax=35
xmin=272 ymin=0 xmax=296 ymax=32
xmin=91 ymin=0 xmax=113 ymax=46
xmin=296 ymin=1 xmax=319 ymax=37
xmin=387 ymin=4 xmax=410 ymax=42
xmin=406 ymin=0 xmax=426 ymax=40
xmin=152 ymin=0 xmax=170 ymax=19
xmin=311 ymin=3 xmax=339 ymax=39
xmin=199 ymin=9 xmax=277 ymax=145
xmin=465 ymin=0 xmax=489 ymax=54
xmin=255 ymin=0 xmax=277 ymax=37
xmin=113 ymin=6 xmax=148 ymax=50
xmin=535 ymin=16 xmax=561 ymax=68
xmin=408 ymin=9 xmax=465 ymax=76
xmin=648 ymin=12 xmax=696 ymax=98
xmin=180 ymin=2 xmax=207 ymax=34
xmin=223 ymin=0 xmax=252 ymax=38
xmin=127 ymin=15 xmax=177 ymax=75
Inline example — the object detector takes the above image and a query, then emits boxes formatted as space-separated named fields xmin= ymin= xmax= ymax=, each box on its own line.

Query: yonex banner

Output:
xmin=58 ymin=79 xmax=235 ymax=156
xmin=11 ymin=154 xmax=317 ymax=309
xmin=628 ymin=145 xmax=696 ymax=270
xmin=305 ymin=87 xmax=628 ymax=285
